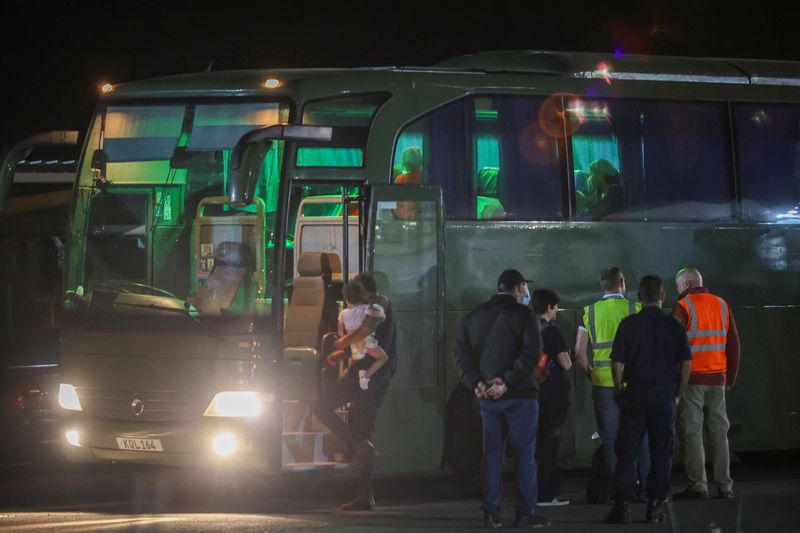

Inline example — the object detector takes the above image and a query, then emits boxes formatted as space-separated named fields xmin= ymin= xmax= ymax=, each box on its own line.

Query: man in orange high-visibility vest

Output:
xmin=671 ymin=267 xmax=741 ymax=501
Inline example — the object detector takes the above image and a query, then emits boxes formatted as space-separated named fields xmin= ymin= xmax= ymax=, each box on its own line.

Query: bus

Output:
xmin=5 ymin=50 xmax=799 ymax=475
xmin=0 ymin=139 xmax=77 ymax=464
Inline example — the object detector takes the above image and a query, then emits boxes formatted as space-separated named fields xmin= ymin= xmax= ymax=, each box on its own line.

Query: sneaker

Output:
xmin=605 ymin=501 xmax=631 ymax=524
xmin=483 ymin=511 xmax=502 ymax=528
xmin=513 ymin=513 xmax=550 ymax=528
xmin=341 ymin=495 xmax=375 ymax=511
xmin=537 ymin=497 xmax=570 ymax=507
xmin=716 ymin=489 xmax=735 ymax=499
xmin=646 ymin=499 xmax=666 ymax=523
xmin=672 ymin=488 xmax=709 ymax=501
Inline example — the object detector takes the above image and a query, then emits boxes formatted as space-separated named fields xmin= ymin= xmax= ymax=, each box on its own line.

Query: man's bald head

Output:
xmin=676 ymin=267 xmax=703 ymax=294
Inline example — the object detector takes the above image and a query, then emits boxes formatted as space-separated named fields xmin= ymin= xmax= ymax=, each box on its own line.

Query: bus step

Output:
xmin=281 ymin=461 xmax=348 ymax=473
xmin=282 ymin=431 xmax=327 ymax=464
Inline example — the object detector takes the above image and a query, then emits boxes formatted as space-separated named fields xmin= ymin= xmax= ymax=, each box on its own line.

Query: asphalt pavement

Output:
xmin=0 ymin=457 xmax=798 ymax=532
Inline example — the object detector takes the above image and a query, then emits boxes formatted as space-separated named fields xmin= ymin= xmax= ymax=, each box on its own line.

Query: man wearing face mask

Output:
xmin=453 ymin=269 xmax=548 ymax=529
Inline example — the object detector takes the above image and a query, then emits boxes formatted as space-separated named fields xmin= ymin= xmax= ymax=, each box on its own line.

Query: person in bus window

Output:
xmin=581 ymin=159 xmax=623 ymax=220
xmin=395 ymin=146 xmax=423 ymax=185
xmin=326 ymin=281 xmax=388 ymax=389
xmin=394 ymin=147 xmax=423 ymax=219
xmin=531 ymin=288 xmax=572 ymax=508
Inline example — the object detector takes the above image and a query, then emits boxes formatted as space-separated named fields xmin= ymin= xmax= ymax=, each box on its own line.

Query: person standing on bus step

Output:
xmin=531 ymin=288 xmax=572 ymax=508
xmin=574 ymin=266 xmax=650 ymax=500
xmin=314 ymin=272 xmax=397 ymax=511
xmin=605 ymin=275 xmax=692 ymax=524
xmin=453 ymin=269 xmax=550 ymax=529
xmin=672 ymin=267 xmax=740 ymax=501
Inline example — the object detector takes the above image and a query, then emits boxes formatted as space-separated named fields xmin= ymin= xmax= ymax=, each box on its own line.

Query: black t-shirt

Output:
xmin=540 ymin=318 xmax=569 ymax=385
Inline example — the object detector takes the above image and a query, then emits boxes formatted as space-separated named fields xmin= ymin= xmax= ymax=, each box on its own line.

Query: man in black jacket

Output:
xmin=453 ymin=269 xmax=549 ymax=529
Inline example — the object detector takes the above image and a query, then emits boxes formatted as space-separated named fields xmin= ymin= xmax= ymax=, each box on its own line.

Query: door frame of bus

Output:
xmin=229 ymin=124 xmax=334 ymax=341
xmin=0 ymin=131 xmax=79 ymax=211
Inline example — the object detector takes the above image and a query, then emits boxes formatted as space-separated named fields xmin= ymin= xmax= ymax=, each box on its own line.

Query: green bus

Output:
xmin=4 ymin=50 xmax=799 ymax=475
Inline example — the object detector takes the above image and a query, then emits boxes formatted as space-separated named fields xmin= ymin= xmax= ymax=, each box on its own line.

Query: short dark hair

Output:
xmin=600 ymin=266 xmax=624 ymax=292
xmin=638 ymin=275 xmax=663 ymax=304
xmin=353 ymin=272 xmax=377 ymax=294
xmin=532 ymin=288 xmax=559 ymax=316
xmin=343 ymin=281 xmax=368 ymax=305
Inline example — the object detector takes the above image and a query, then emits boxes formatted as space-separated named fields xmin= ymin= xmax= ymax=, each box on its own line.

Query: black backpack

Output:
xmin=585 ymin=444 xmax=611 ymax=503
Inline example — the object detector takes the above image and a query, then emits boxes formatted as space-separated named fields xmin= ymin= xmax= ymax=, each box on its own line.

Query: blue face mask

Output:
xmin=522 ymin=290 xmax=531 ymax=306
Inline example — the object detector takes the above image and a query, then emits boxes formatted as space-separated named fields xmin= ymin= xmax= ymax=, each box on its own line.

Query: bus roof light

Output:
xmin=264 ymin=78 xmax=281 ymax=89
xmin=100 ymin=83 xmax=114 ymax=94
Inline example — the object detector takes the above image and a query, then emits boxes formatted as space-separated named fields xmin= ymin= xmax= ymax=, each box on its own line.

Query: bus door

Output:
xmin=280 ymin=182 xmax=365 ymax=468
xmin=366 ymin=184 xmax=445 ymax=472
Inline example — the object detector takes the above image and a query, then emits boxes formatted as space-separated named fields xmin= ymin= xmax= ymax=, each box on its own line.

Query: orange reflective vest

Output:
xmin=676 ymin=292 xmax=730 ymax=374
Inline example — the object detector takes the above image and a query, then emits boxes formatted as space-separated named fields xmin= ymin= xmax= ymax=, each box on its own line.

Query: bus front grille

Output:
xmin=78 ymin=388 xmax=209 ymax=422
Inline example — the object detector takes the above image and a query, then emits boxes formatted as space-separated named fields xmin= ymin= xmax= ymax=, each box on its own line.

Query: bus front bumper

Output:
xmin=59 ymin=411 xmax=281 ymax=474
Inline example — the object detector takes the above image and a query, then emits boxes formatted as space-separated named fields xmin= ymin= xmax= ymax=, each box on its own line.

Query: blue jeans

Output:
xmin=593 ymin=387 xmax=650 ymax=486
xmin=479 ymin=398 xmax=539 ymax=516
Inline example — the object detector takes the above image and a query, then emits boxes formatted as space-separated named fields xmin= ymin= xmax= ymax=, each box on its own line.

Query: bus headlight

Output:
xmin=58 ymin=384 xmax=83 ymax=411
xmin=204 ymin=391 xmax=262 ymax=418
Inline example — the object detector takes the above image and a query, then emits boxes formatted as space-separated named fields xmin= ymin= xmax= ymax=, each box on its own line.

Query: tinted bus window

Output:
xmin=567 ymin=98 xmax=735 ymax=221
xmin=735 ymin=104 xmax=800 ymax=223
xmin=394 ymin=96 xmax=564 ymax=221
xmin=299 ymin=94 xmax=389 ymax=168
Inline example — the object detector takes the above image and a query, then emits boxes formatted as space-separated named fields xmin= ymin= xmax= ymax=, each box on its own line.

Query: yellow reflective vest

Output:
xmin=583 ymin=296 xmax=641 ymax=387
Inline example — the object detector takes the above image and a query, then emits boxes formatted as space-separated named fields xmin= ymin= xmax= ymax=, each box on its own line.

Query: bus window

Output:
xmin=735 ymin=104 xmax=800 ymax=223
xmin=567 ymin=97 xmax=735 ymax=221
xmin=475 ymin=96 xmax=563 ymax=221
xmin=393 ymin=96 xmax=565 ymax=221
xmin=298 ymin=94 xmax=390 ymax=168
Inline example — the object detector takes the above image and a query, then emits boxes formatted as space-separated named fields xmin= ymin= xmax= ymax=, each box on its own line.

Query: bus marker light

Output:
xmin=65 ymin=430 xmax=81 ymax=447
xmin=100 ymin=83 xmax=114 ymax=94
xmin=264 ymin=78 xmax=281 ymax=89
xmin=212 ymin=432 xmax=238 ymax=456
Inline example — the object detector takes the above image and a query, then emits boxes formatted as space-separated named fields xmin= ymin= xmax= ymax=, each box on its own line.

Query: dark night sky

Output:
xmin=0 ymin=1 xmax=797 ymax=149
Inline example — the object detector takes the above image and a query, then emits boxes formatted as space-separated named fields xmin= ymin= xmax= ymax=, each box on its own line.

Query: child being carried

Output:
xmin=326 ymin=281 xmax=389 ymax=390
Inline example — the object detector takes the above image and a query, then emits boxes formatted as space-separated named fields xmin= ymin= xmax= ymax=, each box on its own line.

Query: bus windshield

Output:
xmin=70 ymin=101 xmax=289 ymax=328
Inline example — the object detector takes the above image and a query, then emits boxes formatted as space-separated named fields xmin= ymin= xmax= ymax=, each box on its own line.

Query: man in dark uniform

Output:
xmin=606 ymin=275 xmax=692 ymax=524
xmin=453 ymin=269 xmax=549 ymax=529
xmin=314 ymin=272 xmax=397 ymax=511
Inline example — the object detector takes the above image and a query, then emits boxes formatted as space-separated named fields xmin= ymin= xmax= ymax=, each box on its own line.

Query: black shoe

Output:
xmin=672 ymin=488 xmax=709 ymax=501
xmin=483 ymin=511 xmax=502 ymax=528
xmin=646 ymin=499 xmax=666 ymax=523
xmin=605 ymin=501 xmax=631 ymax=524
xmin=513 ymin=513 xmax=550 ymax=528
xmin=716 ymin=489 xmax=735 ymax=499
xmin=341 ymin=495 xmax=375 ymax=511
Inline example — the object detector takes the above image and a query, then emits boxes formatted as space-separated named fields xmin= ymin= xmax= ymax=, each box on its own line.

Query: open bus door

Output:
xmin=365 ymin=184 xmax=445 ymax=472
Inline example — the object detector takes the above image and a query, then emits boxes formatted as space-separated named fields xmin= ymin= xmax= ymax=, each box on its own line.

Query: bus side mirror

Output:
xmin=90 ymin=149 xmax=108 ymax=186
xmin=228 ymin=125 xmax=332 ymax=206
xmin=0 ymin=130 xmax=79 ymax=210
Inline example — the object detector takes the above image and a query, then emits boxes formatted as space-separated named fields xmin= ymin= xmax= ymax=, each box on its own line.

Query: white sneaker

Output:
xmin=538 ymin=497 xmax=570 ymax=507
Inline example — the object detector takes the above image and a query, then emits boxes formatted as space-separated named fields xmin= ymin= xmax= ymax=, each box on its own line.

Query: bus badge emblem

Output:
xmin=130 ymin=397 xmax=145 ymax=417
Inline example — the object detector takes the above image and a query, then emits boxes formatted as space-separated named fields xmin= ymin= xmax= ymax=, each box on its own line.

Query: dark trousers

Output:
xmin=536 ymin=379 xmax=569 ymax=501
xmin=480 ymin=398 xmax=539 ymax=516
xmin=313 ymin=369 xmax=388 ymax=447
xmin=313 ymin=369 xmax=389 ymax=499
xmin=613 ymin=384 xmax=676 ymax=502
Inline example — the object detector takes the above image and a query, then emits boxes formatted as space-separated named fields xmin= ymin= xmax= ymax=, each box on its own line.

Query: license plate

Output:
xmin=116 ymin=437 xmax=164 ymax=452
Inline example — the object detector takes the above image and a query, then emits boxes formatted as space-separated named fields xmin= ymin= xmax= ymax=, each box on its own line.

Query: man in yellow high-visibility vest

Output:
xmin=575 ymin=266 xmax=648 ymax=499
